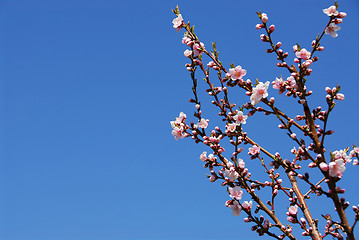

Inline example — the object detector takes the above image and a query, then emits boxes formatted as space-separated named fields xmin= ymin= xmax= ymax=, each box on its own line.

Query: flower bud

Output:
xmin=337 ymin=12 xmax=347 ymax=18
xmin=256 ymin=24 xmax=264 ymax=29
xmin=261 ymin=13 xmax=268 ymax=23
xmin=260 ymin=34 xmax=269 ymax=42
xmin=336 ymin=93 xmax=344 ymax=100
xmin=319 ymin=162 xmax=329 ymax=171
xmin=334 ymin=18 xmax=343 ymax=24
xmin=308 ymin=162 xmax=316 ymax=168
xmin=269 ymin=24 xmax=275 ymax=33
xmin=325 ymin=87 xmax=332 ymax=94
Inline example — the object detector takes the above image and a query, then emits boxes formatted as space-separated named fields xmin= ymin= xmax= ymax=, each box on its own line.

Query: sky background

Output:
xmin=0 ymin=0 xmax=358 ymax=239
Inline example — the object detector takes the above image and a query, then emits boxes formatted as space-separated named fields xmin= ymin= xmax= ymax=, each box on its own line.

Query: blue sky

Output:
xmin=0 ymin=0 xmax=358 ymax=239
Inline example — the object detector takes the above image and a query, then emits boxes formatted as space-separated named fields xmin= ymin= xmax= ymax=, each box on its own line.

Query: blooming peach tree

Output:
xmin=170 ymin=3 xmax=358 ymax=240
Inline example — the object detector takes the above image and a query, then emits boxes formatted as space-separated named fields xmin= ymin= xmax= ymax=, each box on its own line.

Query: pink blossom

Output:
xmin=184 ymin=49 xmax=192 ymax=57
xmin=229 ymin=200 xmax=242 ymax=216
xmin=197 ymin=118 xmax=209 ymax=129
xmin=272 ymin=77 xmax=284 ymax=90
xmin=182 ymin=36 xmax=191 ymax=45
xmin=250 ymin=81 xmax=270 ymax=105
xmin=323 ymin=6 xmax=338 ymax=17
xmin=242 ymin=201 xmax=253 ymax=211
xmin=353 ymin=159 xmax=359 ymax=166
xmin=176 ymin=112 xmax=186 ymax=122
xmin=229 ymin=65 xmax=247 ymax=80
xmin=248 ymin=145 xmax=260 ymax=155
xmin=295 ymin=48 xmax=311 ymax=60
xmin=325 ymin=23 xmax=341 ymax=38
xmin=170 ymin=112 xmax=187 ymax=140
xmin=333 ymin=150 xmax=351 ymax=163
xmin=233 ymin=111 xmax=248 ymax=125
xmin=329 ymin=159 xmax=346 ymax=177
xmin=200 ymin=151 xmax=207 ymax=161
xmin=225 ymin=166 xmax=239 ymax=181
xmin=171 ymin=127 xmax=184 ymax=140
xmin=237 ymin=158 xmax=245 ymax=169
xmin=349 ymin=147 xmax=359 ymax=158
xmin=227 ymin=161 xmax=234 ymax=168
xmin=286 ymin=76 xmax=297 ymax=89
xmin=172 ymin=14 xmax=183 ymax=31
xmin=193 ymin=42 xmax=205 ymax=56
xmin=226 ymin=123 xmax=237 ymax=133
xmin=228 ymin=186 xmax=243 ymax=200
xmin=288 ymin=205 xmax=298 ymax=215
xmin=208 ymin=154 xmax=216 ymax=162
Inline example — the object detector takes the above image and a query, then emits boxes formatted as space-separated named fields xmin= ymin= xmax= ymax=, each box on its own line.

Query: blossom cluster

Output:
xmin=171 ymin=3 xmax=357 ymax=240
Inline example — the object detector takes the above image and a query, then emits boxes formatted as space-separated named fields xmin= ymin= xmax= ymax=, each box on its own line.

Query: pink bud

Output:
xmin=207 ymin=61 xmax=215 ymax=67
xmin=290 ymin=133 xmax=297 ymax=139
xmin=303 ymin=60 xmax=313 ymax=68
xmin=319 ymin=162 xmax=329 ymax=171
xmin=209 ymin=175 xmax=216 ymax=182
xmin=336 ymin=93 xmax=344 ymax=100
xmin=293 ymin=45 xmax=298 ymax=52
xmin=269 ymin=25 xmax=275 ymax=32
xmin=295 ymin=115 xmax=303 ymax=121
xmin=308 ymin=162 xmax=316 ymax=168
xmin=337 ymin=12 xmax=347 ymax=18
xmin=256 ymin=24 xmax=264 ymax=29
xmin=261 ymin=13 xmax=268 ymax=23
xmin=184 ymin=49 xmax=192 ymax=57
xmin=325 ymin=87 xmax=332 ymax=94
xmin=294 ymin=58 xmax=300 ymax=63
xmin=244 ymin=217 xmax=251 ymax=222
xmin=318 ymin=46 xmax=324 ymax=51
xmin=287 ymin=216 xmax=296 ymax=223
xmin=334 ymin=18 xmax=343 ymax=24
xmin=260 ymin=34 xmax=269 ymax=42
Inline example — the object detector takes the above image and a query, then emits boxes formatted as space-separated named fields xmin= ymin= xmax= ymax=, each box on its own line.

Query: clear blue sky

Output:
xmin=0 ymin=0 xmax=358 ymax=239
